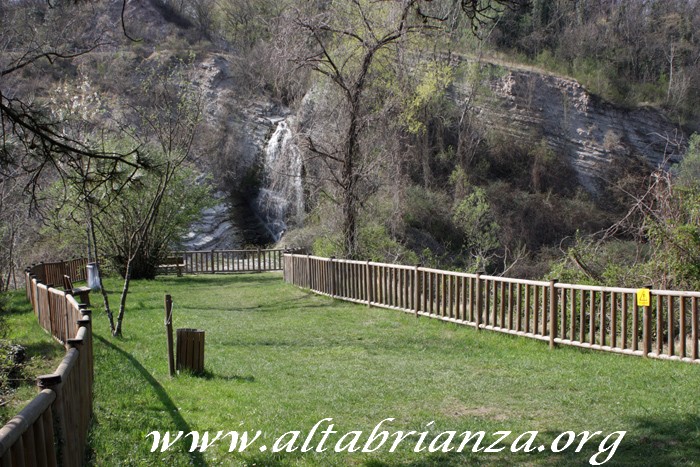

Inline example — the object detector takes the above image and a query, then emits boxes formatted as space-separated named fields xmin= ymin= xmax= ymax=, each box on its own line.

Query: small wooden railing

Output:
xmin=0 ymin=262 xmax=93 ymax=466
xmin=26 ymin=258 xmax=88 ymax=290
xmin=169 ymin=249 xmax=286 ymax=275
xmin=284 ymin=254 xmax=700 ymax=364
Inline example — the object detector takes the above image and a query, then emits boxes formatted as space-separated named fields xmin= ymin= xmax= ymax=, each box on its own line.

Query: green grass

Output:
xmin=0 ymin=291 xmax=65 ymax=425
xmin=86 ymin=273 xmax=700 ymax=466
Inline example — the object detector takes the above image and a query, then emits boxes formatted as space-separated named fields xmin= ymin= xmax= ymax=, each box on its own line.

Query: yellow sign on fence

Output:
xmin=636 ymin=288 xmax=651 ymax=307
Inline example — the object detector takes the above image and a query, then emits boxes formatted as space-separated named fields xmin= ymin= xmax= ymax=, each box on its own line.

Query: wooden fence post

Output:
xmin=257 ymin=247 xmax=262 ymax=272
xmin=306 ymin=254 xmax=311 ymax=289
xmin=329 ymin=257 xmax=336 ymax=297
xmin=366 ymin=261 xmax=372 ymax=308
xmin=643 ymin=286 xmax=652 ymax=357
xmin=210 ymin=250 xmax=215 ymax=274
xmin=549 ymin=279 xmax=558 ymax=349
xmin=656 ymin=293 xmax=663 ymax=355
xmin=414 ymin=265 xmax=421 ymax=318
xmin=692 ymin=297 xmax=698 ymax=361
xmin=165 ymin=295 xmax=175 ymax=377
xmin=37 ymin=374 xmax=65 ymax=466
xmin=282 ymin=252 xmax=287 ymax=282
xmin=77 ymin=307 xmax=94 ymax=399
xmin=475 ymin=274 xmax=482 ymax=330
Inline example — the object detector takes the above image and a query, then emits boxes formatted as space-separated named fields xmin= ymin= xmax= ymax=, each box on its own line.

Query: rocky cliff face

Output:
xmin=182 ymin=54 xmax=688 ymax=248
xmin=181 ymin=54 xmax=293 ymax=248
xmin=455 ymin=61 xmax=686 ymax=193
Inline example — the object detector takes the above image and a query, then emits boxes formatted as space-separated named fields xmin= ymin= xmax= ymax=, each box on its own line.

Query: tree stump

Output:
xmin=176 ymin=328 xmax=205 ymax=374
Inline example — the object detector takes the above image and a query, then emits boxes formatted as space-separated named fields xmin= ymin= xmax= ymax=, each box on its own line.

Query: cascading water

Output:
xmin=255 ymin=118 xmax=304 ymax=242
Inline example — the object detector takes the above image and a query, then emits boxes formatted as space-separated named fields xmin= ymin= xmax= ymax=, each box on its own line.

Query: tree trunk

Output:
xmin=122 ymin=246 xmax=159 ymax=280
xmin=342 ymin=96 xmax=362 ymax=259
xmin=88 ymin=206 xmax=115 ymax=334
xmin=342 ymin=183 xmax=357 ymax=259
xmin=667 ymin=44 xmax=675 ymax=103
xmin=4 ymin=227 xmax=15 ymax=291
xmin=114 ymin=258 xmax=132 ymax=337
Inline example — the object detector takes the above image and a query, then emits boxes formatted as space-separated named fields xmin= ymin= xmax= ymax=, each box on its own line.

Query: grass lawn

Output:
xmin=86 ymin=273 xmax=700 ymax=466
xmin=0 ymin=291 xmax=65 ymax=425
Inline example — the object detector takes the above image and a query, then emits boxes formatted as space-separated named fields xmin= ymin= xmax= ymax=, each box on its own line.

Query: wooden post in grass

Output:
xmin=37 ymin=374 xmax=65 ymax=466
xmin=306 ymin=254 xmax=311 ymax=289
xmin=165 ymin=295 xmax=175 ymax=376
xmin=549 ymin=279 xmax=558 ymax=350
xmin=414 ymin=264 xmax=421 ymax=318
xmin=475 ymin=274 xmax=482 ymax=330
xmin=640 ymin=286 xmax=652 ymax=357
xmin=366 ymin=261 xmax=372 ymax=308
xmin=330 ymin=257 xmax=336 ymax=297
xmin=692 ymin=297 xmax=698 ymax=361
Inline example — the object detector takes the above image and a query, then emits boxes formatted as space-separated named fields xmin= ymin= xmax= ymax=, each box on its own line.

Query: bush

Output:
xmin=0 ymin=295 xmax=23 ymax=400
xmin=357 ymin=224 xmax=418 ymax=264
xmin=402 ymin=185 xmax=459 ymax=245
xmin=547 ymin=237 xmax=650 ymax=287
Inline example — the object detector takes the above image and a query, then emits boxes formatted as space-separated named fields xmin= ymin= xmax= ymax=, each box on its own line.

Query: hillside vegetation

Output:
xmin=1 ymin=0 xmax=699 ymax=291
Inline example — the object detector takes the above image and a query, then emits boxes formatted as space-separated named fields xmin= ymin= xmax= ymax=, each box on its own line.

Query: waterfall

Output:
xmin=255 ymin=119 xmax=304 ymax=242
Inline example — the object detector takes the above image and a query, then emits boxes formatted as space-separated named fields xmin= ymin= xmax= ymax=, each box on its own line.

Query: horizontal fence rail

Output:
xmin=283 ymin=254 xmax=700 ymax=364
xmin=1 ymin=261 xmax=94 ymax=466
xmin=165 ymin=249 xmax=287 ymax=275
xmin=26 ymin=258 xmax=88 ymax=289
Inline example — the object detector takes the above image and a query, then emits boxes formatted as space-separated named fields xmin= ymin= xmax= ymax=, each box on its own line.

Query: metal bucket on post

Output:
xmin=87 ymin=263 xmax=101 ymax=291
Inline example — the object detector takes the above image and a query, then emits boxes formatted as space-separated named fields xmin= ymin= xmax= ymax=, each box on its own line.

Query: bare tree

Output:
xmin=105 ymin=62 xmax=203 ymax=336
xmin=0 ymin=1 xmax=145 ymax=202
xmin=0 ymin=0 xmax=151 ymax=318
xmin=291 ymin=1 xmax=430 ymax=258
xmin=280 ymin=0 xmax=525 ymax=258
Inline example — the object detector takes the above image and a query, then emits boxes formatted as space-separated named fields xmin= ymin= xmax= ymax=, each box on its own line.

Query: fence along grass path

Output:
xmin=172 ymin=249 xmax=285 ymax=274
xmin=4 ymin=251 xmax=696 ymax=464
xmin=2 ymin=249 xmax=283 ymax=466
xmin=283 ymin=254 xmax=700 ymax=364
xmin=0 ymin=262 xmax=94 ymax=466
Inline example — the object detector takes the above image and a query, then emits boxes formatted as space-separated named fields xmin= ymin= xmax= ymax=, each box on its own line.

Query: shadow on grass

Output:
xmin=357 ymin=414 xmax=700 ymax=466
xmin=2 ymin=293 xmax=33 ymax=315
xmin=21 ymin=340 xmax=63 ymax=359
xmin=529 ymin=414 xmax=700 ymax=466
xmin=363 ymin=453 xmax=472 ymax=467
xmin=199 ymin=369 xmax=255 ymax=382
xmin=587 ymin=414 xmax=699 ymax=466
xmin=175 ymin=296 xmax=331 ymax=314
xmin=93 ymin=335 xmax=208 ymax=466
xmin=155 ymin=274 xmax=283 ymax=287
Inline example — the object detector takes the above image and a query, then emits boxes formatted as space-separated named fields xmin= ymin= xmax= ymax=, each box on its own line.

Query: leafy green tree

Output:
xmin=95 ymin=162 xmax=212 ymax=282
xmin=452 ymin=187 xmax=500 ymax=272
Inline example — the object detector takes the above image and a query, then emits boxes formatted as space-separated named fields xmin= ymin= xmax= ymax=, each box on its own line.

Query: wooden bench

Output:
xmin=63 ymin=275 xmax=91 ymax=306
xmin=158 ymin=256 xmax=185 ymax=277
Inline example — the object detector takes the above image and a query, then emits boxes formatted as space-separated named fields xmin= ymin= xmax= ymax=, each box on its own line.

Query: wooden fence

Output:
xmin=26 ymin=258 xmax=88 ymax=290
xmin=0 ymin=262 xmax=93 ymax=466
xmin=283 ymin=254 xmax=700 ymax=364
xmin=170 ymin=249 xmax=286 ymax=275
